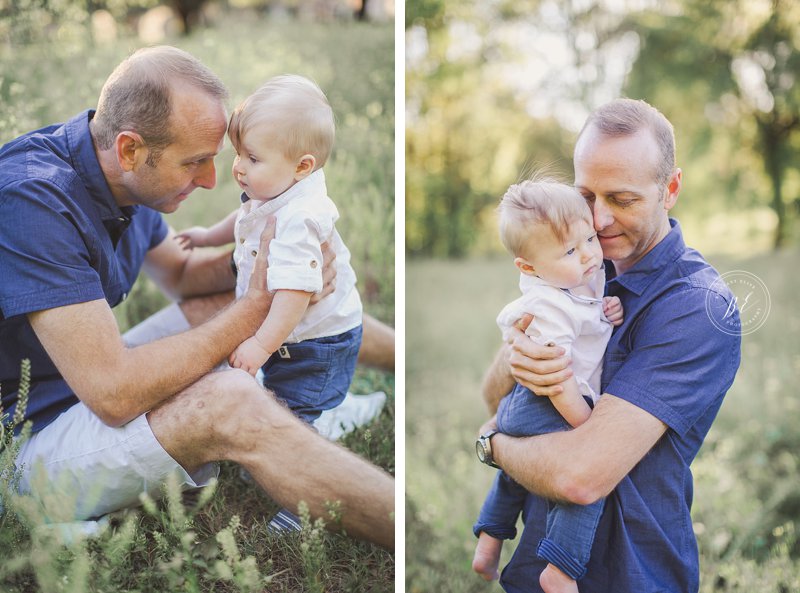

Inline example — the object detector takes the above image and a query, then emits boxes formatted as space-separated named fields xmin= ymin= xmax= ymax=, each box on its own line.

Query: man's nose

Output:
xmin=592 ymin=197 xmax=614 ymax=230
xmin=195 ymin=160 xmax=217 ymax=190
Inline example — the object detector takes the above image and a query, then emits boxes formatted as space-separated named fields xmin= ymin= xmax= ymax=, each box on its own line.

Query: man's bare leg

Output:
xmin=358 ymin=313 xmax=395 ymax=372
xmin=179 ymin=291 xmax=235 ymax=327
xmin=146 ymin=369 xmax=394 ymax=549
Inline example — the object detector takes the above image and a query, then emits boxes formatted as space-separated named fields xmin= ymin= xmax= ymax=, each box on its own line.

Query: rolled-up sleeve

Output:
xmin=267 ymin=209 xmax=327 ymax=294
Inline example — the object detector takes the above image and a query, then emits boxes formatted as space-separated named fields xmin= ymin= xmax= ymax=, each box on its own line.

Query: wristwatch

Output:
xmin=476 ymin=429 xmax=500 ymax=468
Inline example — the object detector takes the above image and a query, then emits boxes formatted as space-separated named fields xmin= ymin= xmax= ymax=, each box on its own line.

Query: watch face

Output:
xmin=476 ymin=439 xmax=486 ymax=462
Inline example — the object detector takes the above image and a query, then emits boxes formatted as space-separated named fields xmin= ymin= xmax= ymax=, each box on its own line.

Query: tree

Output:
xmin=625 ymin=0 xmax=800 ymax=249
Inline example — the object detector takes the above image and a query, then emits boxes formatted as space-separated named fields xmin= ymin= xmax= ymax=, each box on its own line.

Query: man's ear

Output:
xmin=294 ymin=154 xmax=316 ymax=180
xmin=115 ymin=131 xmax=147 ymax=172
xmin=514 ymin=257 xmax=536 ymax=276
xmin=663 ymin=168 xmax=682 ymax=211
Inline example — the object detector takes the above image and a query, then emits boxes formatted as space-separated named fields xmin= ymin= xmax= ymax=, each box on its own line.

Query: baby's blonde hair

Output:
xmin=228 ymin=74 xmax=335 ymax=168
xmin=498 ymin=177 xmax=593 ymax=257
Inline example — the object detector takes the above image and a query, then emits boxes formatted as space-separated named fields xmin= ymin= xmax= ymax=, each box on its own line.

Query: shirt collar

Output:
xmin=606 ymin=218 xmax=686 ymax=296
xmin=65 ymin=109 xmax=136 ymax=225
xmin=239 ymin=169 xmax=326 ymax=217
xmin=519 ymin=264 xmax=605 ymax=303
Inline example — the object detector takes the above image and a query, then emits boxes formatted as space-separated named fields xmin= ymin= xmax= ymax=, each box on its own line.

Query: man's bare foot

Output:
xmin=539 ymin=563 xmax=579 ymax=593
xmin=472 ymin=532 xmax=502 ymax=581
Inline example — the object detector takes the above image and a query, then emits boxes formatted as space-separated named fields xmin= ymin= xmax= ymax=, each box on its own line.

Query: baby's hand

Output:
xmin=229 ymin=337 xmax=271 ymax=376
xmin=603 ymin=296 xmax=624 ymax=326
xmin=175 ymin=226 xmax=209 ymax=250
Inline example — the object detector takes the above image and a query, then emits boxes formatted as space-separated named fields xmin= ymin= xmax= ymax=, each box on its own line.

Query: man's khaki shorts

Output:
xmin=15 ymin=401 xmax=217 ymax=520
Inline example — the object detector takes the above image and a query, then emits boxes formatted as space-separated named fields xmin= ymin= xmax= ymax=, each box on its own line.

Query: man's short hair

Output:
xmin=578 ymin=98 xmax=676 ymax=189
xmin=228 ymin=74 xmax=335 ymax=169
xmin=498 ymin=177 xmax=593 ymax=257
xmin=92 ymin=46 xmax=228 ymax=165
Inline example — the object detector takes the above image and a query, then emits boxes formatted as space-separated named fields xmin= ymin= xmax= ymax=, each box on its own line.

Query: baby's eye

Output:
xmin=588 ymin=235 xmax=596 ymax=242
xmin=566 ymin=248 xmax=576 ymax=256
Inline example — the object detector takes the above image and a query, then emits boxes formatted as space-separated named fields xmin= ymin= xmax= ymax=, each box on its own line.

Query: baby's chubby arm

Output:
xmin=229 ymin=289 xmax=313 ymax=375
xmin=176 ymin=210 xmax=238 ymax=250
xmin=492 ymin=308 xmax=591 ymax=427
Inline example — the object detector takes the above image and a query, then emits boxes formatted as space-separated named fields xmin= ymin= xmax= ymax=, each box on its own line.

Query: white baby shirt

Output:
xmin=233 ymin=170 xmax=362 ymax=343
xmin=496 ymin=268 xmax=612 ymax=402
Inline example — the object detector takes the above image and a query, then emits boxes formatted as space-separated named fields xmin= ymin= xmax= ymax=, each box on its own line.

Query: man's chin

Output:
xmin=160 ymin=195 xmax=189 ymax=213
xmin=599 ymin=235 xmax=628 ymax=257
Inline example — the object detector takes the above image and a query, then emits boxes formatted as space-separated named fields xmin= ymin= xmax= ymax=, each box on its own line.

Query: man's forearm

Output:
xmin=116 ymin=293 xmax=267 ymax=422
xmin=28 ymin=293 xmax=271 ymax=427
xmin=491 ymin=395 xmax=668 ymax=506
xmin=492 ymin=431 xmax=577 ymax=504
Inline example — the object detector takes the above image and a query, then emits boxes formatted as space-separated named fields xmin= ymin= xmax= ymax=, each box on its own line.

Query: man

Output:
xmin=478 ymin=99 xmax=741 ymax=591
xmin=0 ymin=46 xmax=393 ymax=549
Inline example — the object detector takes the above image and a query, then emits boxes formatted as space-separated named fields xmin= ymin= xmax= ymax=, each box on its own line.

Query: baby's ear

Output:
xmin=514 ymin=257 xmax=536 ymax=276
xmin=295 ymin=154 xmax=316 ymax=180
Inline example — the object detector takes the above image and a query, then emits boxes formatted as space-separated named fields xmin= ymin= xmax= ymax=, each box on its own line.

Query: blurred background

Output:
xmin=406 ymin=1 xmax=800 ymax=591
xmin=0 ymin=2 xmax=395 ymax=591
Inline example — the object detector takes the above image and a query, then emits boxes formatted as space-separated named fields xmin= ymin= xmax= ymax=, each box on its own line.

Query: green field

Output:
xmin=406 ymin=248 xmax=800 ymax=592
xmin=0 ymin=13 xmax=395 ymax=593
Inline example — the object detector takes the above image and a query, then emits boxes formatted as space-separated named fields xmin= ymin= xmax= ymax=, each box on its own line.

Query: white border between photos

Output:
xmin=394 ymin=1 xmax=406 ymax=589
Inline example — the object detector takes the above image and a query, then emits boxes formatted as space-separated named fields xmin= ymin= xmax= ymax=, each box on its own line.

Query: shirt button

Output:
xmin=251 ymin=250 xmax=258 ymax=256
xmin=121 ymin=292 xmax=128 ymax=301
xmin=240 ymin=238 xmax=245 ymax=244
xmin=310 ymin=260 xmax=318 ymax=268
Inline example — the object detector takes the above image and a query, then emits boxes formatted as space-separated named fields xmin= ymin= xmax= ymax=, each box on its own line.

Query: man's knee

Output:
xmin=148 ymin=368 xmax=294 ymax=466
xmin=199 ymin=369 xmax=299 ymax=451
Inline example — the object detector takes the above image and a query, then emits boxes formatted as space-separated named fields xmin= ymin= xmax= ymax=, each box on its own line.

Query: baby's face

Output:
xmin=519 ymin=218 xmax=603 ymax=289
xmin=231 ymin=123 xmax=299 ymax=202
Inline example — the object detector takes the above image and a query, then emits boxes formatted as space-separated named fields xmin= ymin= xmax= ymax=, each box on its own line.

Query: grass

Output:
xmin=406 ymin=248 xmax=800 ymax=593
xmin=0 ymin=11 xmax=394 ymax=593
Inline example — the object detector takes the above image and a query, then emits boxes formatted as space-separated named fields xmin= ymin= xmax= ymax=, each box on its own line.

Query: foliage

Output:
xmin=406 ymin=0 xmax=800 ymax=259
xmin=624 ymin=0 xmax=800 ymax=249
xmin=406 ymin=250 xmax=800 ymax=592
xmin=0 ymin=13 xmax=394 ymax=593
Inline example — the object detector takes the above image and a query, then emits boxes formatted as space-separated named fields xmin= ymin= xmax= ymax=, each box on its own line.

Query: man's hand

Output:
xmin=310 ymin=240 xmax=337 ymax=304
xmin=603 ymin=296 xmax=624 ymax=326
xmin=229 ymin=336 xmax=271 ymax=376
xmin=506 ymin=314 xmax=572 ymax=396
xmin=244 ymin=216 xmax=276 ymax=313
xmin=479 ymin=414 xmax=498 ymax=437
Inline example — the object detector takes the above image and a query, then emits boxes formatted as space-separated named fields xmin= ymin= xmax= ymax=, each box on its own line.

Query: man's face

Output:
xmin=126 ymin=86 xmax=228 ymax=213
xmin=573 ymin=126 xmax=679 ymax=274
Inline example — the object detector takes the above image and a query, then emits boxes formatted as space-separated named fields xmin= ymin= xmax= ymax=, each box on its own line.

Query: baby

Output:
xmin=176 ymin=75 xmax=362 ymax=426
xmin=473 ymin=178 xmax=623 ymax=593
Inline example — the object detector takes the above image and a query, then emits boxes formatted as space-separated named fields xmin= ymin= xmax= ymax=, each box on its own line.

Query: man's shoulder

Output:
xmin=0 ymin=123 xmax=80 ymax=198
xmin=660 ymin=247 xmax=733 ymax=307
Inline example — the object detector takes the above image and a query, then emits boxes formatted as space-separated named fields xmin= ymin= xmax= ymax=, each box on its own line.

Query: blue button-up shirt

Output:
xmin=500 ymin=220 xmax=741 ymax=593
xmin=0 ymin=110 xmax=168 ymax=433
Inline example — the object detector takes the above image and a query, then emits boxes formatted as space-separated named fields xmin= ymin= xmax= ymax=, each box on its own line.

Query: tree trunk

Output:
xmin=759 ymin=119 xmax=787 ymax=250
